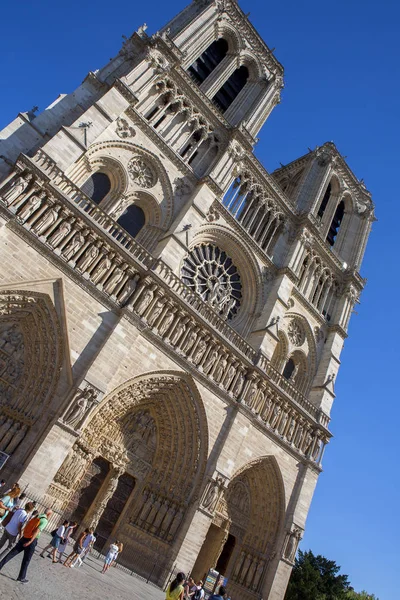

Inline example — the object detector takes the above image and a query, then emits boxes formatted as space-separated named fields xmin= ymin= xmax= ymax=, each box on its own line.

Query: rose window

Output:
xmin=287 ymin=319 xmax=305 ymax=346
xmin=181 ymin=244 xmax=242 ymax=321
xmin=128 ymin=157 xmax=157 ymax=188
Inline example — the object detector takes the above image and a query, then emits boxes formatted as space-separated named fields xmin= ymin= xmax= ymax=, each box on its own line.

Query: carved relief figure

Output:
xmin=63 ymin=230 xmax=86 ymax=260
xmin=17 ymin=195 xmax=42 ymax=222
xmin=119 ymin=273 xmax=140 ymax=306
xmin=64 ymin=387 xmax=97 ymax=429
xmin=48 ymin=218 xmax=74 ymax=247
xmin=32 ymin=205 xmax=61 ymax=236
xmin=1 ymin=174 xmax=32 ymax=205
xmin=77 ymin=242 xmax=101 ymax=273
xmin=91 ymin=253 xmax=113 ymax=285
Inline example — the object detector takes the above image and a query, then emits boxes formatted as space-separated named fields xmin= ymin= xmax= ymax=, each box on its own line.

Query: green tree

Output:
xmin=346 ymin=591 xmax=379 ymax=600
xmin=285 ymin=549 xmax=351 ymax=600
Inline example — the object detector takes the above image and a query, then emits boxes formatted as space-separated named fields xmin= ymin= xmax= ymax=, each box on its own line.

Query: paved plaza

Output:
xmin=0 ymin=533 xmax=165 ymax=599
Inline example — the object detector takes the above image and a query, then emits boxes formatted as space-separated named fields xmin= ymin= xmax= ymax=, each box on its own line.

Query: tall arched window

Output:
xmin=213 ymin=66 xmax=249 ymax=113
xmin=81 ymin=172 xmax=111 ymax=205
xmin=117 ymin=205 xmax=145 ymax=238
xmin=317 ymin=183 xmax=331 ymax=219
xmin=327 ymin=201 xmax=345 ymax=246
xmin=283 ymin=358 xmax=296 ymax=380
xmin=188 ymin=39 xmax=229 ymax=85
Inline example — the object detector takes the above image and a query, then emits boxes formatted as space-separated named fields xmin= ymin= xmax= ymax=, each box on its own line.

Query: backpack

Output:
xmin=193 ymin=590 xmax=203 ymax=600
xmin=2 ymin=508 xmax=16 ymax=527
xmin=23 ymin=515 xmax=42 ymax=539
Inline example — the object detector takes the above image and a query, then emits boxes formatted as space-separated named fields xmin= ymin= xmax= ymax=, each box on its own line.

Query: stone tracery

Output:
xmin=181 ymin=243 xmax=242 ymax=320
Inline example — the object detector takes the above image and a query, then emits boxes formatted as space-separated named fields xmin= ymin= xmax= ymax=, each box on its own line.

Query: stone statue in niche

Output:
xmin=1 ymin=174 xmax=32 ymax=205
xmin=192 ymin=338 xmax=207 ymax=364
xmin=270 ymin=405 xmax=281 ymax=429
xmin=17 ymin=195 xmax=42 ymax=222
xmin=202 ymin=348 xmax=218 ymax=374
xmin=119 ymin=273 xmax=141 ymax=306
xmin=48 ymin=217 xmax=75 ymax=248
xmin=224 ymin=363 xmax=236 ymax=389
xmin=104 ymin=265 xmax=126 ymax=295
xmin=213 ymin=356 xmax=227 ymax=384
xmin=76 ymin=241 xmax=102 ymax=273
xmin=284 ymin=526 xmax=302 ymax=562
xmin=202 ymin=476 xmax=224 ymax=512
xmin=63 ymin=387 xmax=98 ymax=429
xmin=158 ymin=310 xmax=175 ymax=336
xmin=170 ymin=320 xmax=186 ymax=345
xmin=135 ymin=287 xmax=154 ymax=315
xmin=63 ymin=230 xmax=87 ymax=260
xmin=246 ymin=384 xmax=258 ymax=409
xmin=232 ymin=373 xmax=245 ymax=397
xmin=147 ymin=299 xmax=165 ymax=326
xmin=91 ymin=253 xmax=113 ymax=285
xmin=181 ymin=330 xmax=197 ymax=354
xmin=286 ymin=417 xmax=296 ymax=442
xmin=312 ymin=436 xmax=322 ymax=461
xmin=32 ymin=205 xmax=61 ymax=236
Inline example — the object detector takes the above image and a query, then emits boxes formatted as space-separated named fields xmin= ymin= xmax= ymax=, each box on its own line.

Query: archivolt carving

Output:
xmin=50 ymin=371 xmax=208 ymax=544
xmin=0 ymin=290 xmax=63 ymax=456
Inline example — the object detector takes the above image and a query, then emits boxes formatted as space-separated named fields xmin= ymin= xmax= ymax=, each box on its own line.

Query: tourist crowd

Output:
xmin=0 ymin=479 xmax=231 ymax=598
xmin=0 ymin=479 xmax=123 ymax=583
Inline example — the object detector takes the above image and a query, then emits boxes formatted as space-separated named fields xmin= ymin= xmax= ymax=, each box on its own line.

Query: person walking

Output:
xmin=57 ymin=521 xmax=77 ymax=562
xmin=0 ymin=502 xmax=35 ymax=560
xmin=72 ymin=527 xmax=95 ymax=567
xmin=63 ymin=528 xmax=87 ymax=567
xmin=165 ymin=572 xmax=185 ymax=600
xmin=0 ymin=508 xmax=52 ymax=583
xmin=208 ymin=585 xmax=227 ymax=599
xmin=40 ymin=520 xmax=69 ymax=563
xmin=101 ymin=540 xmax=119 ymax=574
xmin=111 ymin=540 xmax=123 ymax=567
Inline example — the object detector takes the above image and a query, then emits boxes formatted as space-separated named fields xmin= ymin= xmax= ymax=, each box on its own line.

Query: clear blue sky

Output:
xmin=1 ymin=1 xmax=399 ymax=598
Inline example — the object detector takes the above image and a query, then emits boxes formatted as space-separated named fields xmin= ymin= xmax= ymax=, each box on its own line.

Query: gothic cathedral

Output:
xmin=0 ymin=1 xmax=374 ymax=598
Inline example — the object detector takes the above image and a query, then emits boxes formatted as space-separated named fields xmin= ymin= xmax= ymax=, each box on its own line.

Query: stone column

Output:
xmin=88 ymin=466 xmax=124 ymax=531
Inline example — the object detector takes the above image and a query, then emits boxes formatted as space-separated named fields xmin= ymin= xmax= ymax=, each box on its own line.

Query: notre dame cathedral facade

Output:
xmin=0 ymin=1 xmax=374 ymax=598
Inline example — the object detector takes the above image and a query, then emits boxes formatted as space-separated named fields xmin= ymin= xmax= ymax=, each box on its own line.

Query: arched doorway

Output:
xmin=47 ymin=371 xmax=208 ymax=584
xmin=0 ymin=290 xmax=63 ymax=478
xmin=191 ymin=457 xmax=284 ymax=599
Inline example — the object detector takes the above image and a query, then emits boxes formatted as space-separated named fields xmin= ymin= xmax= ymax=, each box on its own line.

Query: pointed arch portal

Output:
xmin=191 ymin=457 xmax=285 ymax=600
xmin=49 ymin=371 xmax=208 ymax=583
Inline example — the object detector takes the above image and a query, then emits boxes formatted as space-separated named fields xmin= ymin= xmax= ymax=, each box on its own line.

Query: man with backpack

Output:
xmin=0 ymin=507 xmax=52 ymax=583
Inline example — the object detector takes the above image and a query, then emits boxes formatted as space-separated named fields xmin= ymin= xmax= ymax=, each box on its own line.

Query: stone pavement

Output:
xmin=0 ymin=533 xmax=165 ymax=599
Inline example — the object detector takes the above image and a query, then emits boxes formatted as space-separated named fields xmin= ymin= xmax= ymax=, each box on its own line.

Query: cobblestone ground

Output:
xmin=0 ymin=533 xmax=165 ymax=599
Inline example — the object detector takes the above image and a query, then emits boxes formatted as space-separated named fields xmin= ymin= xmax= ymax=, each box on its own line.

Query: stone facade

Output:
xmin=0 ymin=1 xmax=375 ymax=598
